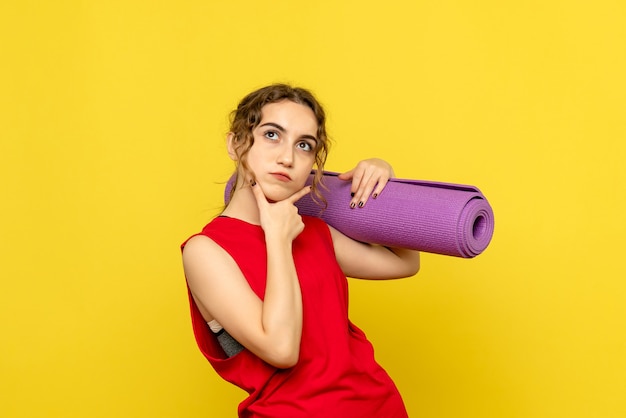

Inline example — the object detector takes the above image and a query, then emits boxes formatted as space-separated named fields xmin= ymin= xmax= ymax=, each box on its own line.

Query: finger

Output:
xmin=250 ymin=180 xmax=269 ymax=209
xmin=350 ymin=169 xmax=375 ymax=208
xmin=349 ymin=169 xmax=365 ymax=197
xmin=286 ymin=185 xmax=312 ymax=204
xmin=337 ymin=168 xmax=354 ymax=181
xmin=371 ymin=177 xmax=390 ymax=199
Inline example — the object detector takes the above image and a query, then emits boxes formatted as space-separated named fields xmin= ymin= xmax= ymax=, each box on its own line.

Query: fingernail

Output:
xmin=250 ymin=180 xmax=256 ymax=186
xmin=350 ymin=202 xmax=356 ymax=209
xmin=372 ymin=193 xmax=378 ymax=199
xmin=358 ymin=201 xmax=364 ymax=208
xmin=350 ymin=192 xmax=355 ymax=197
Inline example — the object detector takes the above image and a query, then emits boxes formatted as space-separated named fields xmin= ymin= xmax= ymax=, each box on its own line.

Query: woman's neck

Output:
xmin=221 ymin=183 xmax=261 ymax=225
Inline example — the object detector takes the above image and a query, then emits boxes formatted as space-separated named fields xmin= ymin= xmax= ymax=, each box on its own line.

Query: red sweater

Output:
xmin=182 ymin=216 xmax=408 ymax=418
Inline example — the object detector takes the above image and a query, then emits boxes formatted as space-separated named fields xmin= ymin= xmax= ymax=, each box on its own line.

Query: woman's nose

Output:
xmin=277 ymin=144 xmax=294 ymax=166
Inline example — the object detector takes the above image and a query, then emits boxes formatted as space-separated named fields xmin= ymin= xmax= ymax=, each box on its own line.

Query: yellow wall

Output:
xmin=1 ymin=1 xmax=624 ymax=417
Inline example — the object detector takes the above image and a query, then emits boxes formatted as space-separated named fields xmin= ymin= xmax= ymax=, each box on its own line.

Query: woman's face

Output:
xmin=244 ymin=100 xmax=319 ymax=202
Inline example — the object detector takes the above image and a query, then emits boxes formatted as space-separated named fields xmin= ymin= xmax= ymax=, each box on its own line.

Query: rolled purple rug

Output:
xmin=225 ymin=171 xmax=494 ymax=258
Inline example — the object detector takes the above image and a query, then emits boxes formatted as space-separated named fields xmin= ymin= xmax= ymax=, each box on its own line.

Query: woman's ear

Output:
xmin=226 ymin=132 xmax=238 ymax=161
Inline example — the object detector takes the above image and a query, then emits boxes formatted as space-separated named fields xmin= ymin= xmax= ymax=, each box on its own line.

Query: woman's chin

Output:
xmin=261 ymin=187 xmax=294 ymax=203
xmin=264 ymin=193 xmax=289 ymax=203
xmin=258 ymin=179 xmax=308 ymax=203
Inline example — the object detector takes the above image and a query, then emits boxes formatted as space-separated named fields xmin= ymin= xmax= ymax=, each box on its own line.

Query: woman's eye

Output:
xmin=264 ymin=131 xmax=278 ymax=140
xmin=297 ymin=141 xmax=313 ymax=152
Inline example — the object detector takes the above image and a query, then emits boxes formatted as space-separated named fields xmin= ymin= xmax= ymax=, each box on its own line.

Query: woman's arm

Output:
xmin=330 ymin=226 xmax=420 ymax=279
xmin=182 ymin=183 xmax=311 ymax=368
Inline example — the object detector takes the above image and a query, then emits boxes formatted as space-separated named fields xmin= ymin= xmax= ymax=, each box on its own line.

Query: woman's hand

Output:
xmin=251 ymin=180 xmax=311 ymax=242
xmin=338 ymin=158 xmax=395 ymax=208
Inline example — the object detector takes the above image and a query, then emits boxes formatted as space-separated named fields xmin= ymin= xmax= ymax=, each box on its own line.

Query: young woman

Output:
xmin=181 ymin=84 xmax=420 ymax=418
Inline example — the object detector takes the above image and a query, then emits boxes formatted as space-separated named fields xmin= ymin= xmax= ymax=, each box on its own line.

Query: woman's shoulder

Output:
xmin=300 ymin=215 xmax=335 ymax=246
xmin=181 ymin=216 xmax=260 ymax=251
xmin=181 ymin=218 xmax=263 ymax=270
xmin=301 ymin=214 xmax=329 ymax=225
xmin=180 ymin=217 xmax=220 ymax=252
xmin=301 ymin=215 xmax=330 ymax=233
xmin=181 ymin=233 xmax=218 ymax=257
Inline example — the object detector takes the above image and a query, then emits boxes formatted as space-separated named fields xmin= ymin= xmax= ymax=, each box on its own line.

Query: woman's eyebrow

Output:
xmin=259 ymin=122 xmax=318 ymax=143
xmin=259 ymin=122 xmax=286 ymax=132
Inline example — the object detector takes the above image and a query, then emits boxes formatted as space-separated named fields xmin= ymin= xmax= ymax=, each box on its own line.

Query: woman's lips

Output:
xmin=270 ymin=172 xmax=291 ymax=182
